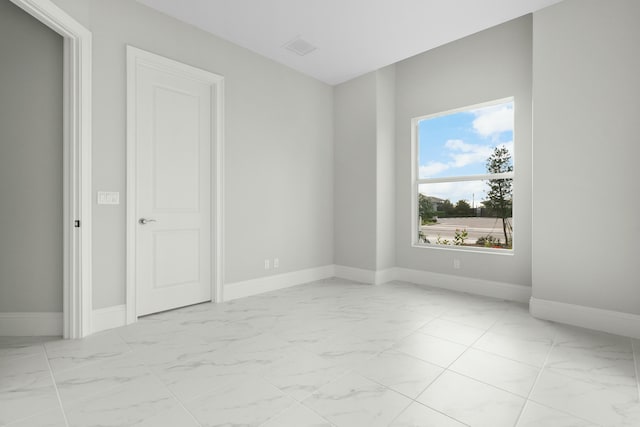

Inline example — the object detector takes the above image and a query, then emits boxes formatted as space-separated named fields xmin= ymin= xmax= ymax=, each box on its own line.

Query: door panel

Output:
xmin=153 ymin=229 xmax=200 ymax=288
xmin=152 ymin=87 xmax=201 ymax=211
xmin=134 ymin=61 xmax=211 ymax=316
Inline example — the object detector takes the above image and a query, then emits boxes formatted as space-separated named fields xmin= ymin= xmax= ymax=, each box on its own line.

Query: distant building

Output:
xmin=425 ymin=196 xmax=446 ymax=211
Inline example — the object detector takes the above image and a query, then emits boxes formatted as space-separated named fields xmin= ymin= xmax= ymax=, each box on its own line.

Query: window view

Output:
xmin=413 ymin=99 xmax=514 ymax=250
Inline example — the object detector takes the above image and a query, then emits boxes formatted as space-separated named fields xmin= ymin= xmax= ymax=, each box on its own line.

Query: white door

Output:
xmin=131 ymin=51 xmax=212 ymax=316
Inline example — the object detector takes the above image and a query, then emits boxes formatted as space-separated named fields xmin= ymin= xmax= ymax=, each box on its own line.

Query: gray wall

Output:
xmin=0 ymin=1 xmax=63 ymax=312
xmin=394 ymin=16 xmax=534 ymax=287
xmin=13 ymin=0 xmax=637 ymax=321
xmin=333 ymin=66 xmax=397 ymax=272
xmin=333 ymin=72 xmax=378 ymax=270
xmin=51 ymin=0 xmax=334 ymax=309
xmin=532 ymin=0 xmax=640 ymax=314
xmin=375 ymin=66 xmax=396 ymax=271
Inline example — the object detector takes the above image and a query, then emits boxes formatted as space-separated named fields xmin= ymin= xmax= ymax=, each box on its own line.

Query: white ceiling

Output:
xmin=137 ymin=0 xmax=563 ymax=85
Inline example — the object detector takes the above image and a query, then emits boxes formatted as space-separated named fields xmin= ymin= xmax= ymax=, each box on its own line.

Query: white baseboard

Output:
xmin=334 ymin=265 xmax=376 ymax=284
xmin=374 ymin=268 xmax=396 ymax=285
xmin=0 ymin=312 xmax=63 ymax=336
xmin=224 ymin=265 xmax=335 ymax=301
xmin=530 ymin=297 xmax=640 ymax=339
xmin=92 ymin=305 xmax=126 ymax=334
xmin=331 ymin=266 xmax=530 ymax=303
xmin=333 ymin=265 xmax=395 ymax=285
xmin=394 ymin=268 xmax=532 ymax=303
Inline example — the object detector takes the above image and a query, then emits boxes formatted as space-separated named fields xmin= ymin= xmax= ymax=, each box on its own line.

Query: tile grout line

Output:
xmin=386 ymin=397 xmax=420 ymax=427
xmin=0 ymin=345 xmax=48 ymax=364
xmin=144 ymin=366 xmax=204 ymax=427
xmin=2 ymin=352 xmax=67 ymax=427
xmin=294 ymin=403 xmax=339 ymax=427
xmin=465 ymin=336 xmax=551 ymax=369
xmin=519 ymin=334 xmax=605 ymax=427
xmin=257 ymin=371 xmax=338 ymax=426
xmin=386 ymin=319 xmax=498 ymax=427
xmin=46 ymin=348 xmax=137 ymax=376
xmin=280 ymin=367 xmax=362 ymax=427
xmin=423 ymin=318 xmax=498 ymax=424
xmin=281 ymin=318 xmax=446 ymax=425
xmin=44 ymin=331 xmax=136 ymax=376
xmin=510 ymin=323 xmax=602 ymax=427
xmin=434 ymin=332 xmax=536 ymax=403
xmin=288 ymin=319 xmax=457 ymax=426
xmin=509 ymin=325 xmax=557 ymax=427
xmin=115 ymin=331 xmax=213 ymax=427
xmin=438 ymin=312 xmax=543 ymax=427
xmin=378 ymin=375 xmax=471 ymax=427
xmin=257 ymin=398 xmax=334 ymax=427
xmin=43 ymin=344 xmax=71 ymax=427
xmin=305 ymin=362 xmax=464 ymax=427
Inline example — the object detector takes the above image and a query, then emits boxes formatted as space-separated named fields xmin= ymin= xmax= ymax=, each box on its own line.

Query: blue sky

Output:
xmin=418 ymin=101 xmax=514 ymax=179
xmin=417 ymin=100 xmax=514 ymax=204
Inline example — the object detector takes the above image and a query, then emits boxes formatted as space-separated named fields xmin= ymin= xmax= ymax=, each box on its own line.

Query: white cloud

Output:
xmin=472 ymin=104 xmax=514 ymax=138
xmin=419 ymin=162 xmax=450 ymax=178
xmin=451 ymin=152 xmax=487 ymax=168
xmin=447 ymin=139 xmax=493 ymax=168
xmin=420 ymin=139 xmax=494 ymax=178
xmin=444 ymin=139 xmax=474 ymax=152
xmin=419 ymin=139 xmax=514 ymax=179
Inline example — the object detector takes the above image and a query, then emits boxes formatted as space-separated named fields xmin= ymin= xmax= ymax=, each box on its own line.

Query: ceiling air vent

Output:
xmin=284 ymin=37 xmax=317 ymax=56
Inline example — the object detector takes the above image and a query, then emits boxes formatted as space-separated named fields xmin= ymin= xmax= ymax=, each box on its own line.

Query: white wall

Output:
xmin=532 ymin=0 xmax=640 ymax=315
xmin=51 ymin=0 xmax=334 ymax=309
xmin=394 ymin=16 xmax=534 ymax=287
xmin=0 ymin=1 xmax=63 ymax=312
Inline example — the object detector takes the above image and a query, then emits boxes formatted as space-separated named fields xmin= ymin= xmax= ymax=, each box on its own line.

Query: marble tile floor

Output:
xmin=1 ymin=278 xmax=639 ymax=427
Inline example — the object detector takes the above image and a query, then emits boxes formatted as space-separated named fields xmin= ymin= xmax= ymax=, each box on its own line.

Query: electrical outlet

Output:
xmin=453 ymin=258 xmax=461 ymax=269
xmin=273 ymin=258 xmax=279 ymax=268
xmin=264 ymin=259 xmax=270 ymax=270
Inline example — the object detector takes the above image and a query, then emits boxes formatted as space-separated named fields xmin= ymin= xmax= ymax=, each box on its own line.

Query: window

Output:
xmin=412 ymin=98 xmax=515 ymax=251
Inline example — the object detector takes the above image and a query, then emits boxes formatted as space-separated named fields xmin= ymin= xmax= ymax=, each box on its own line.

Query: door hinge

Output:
xmin=74 ymin=220 xmax=81 ymax=228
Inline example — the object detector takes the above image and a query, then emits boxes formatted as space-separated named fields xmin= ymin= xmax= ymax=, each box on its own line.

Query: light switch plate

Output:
xmin=97 ymin=191 xmax=120 ymax=205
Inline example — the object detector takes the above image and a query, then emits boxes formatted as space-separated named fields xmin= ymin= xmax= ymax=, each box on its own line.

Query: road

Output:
xmin=420 ymin=217 xmax=511 ymax=244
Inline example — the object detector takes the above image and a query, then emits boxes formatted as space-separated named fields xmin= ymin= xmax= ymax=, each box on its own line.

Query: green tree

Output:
xmin=441 ymin=199 xmax=455 ymax=216
xmin=418 ymin=194 xmax=435 ymax=223
xmin=454 ymin=200 xmax=472 ymax=217
xmin=485 ymin=146 xmax=513 ymax=247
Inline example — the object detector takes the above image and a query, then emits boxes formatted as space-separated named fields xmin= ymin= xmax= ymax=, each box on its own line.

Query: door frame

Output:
xmin=125 ymin=46 xmax=225 ymax=324
xmin=10 ymin=0 xmax=93 ymax=339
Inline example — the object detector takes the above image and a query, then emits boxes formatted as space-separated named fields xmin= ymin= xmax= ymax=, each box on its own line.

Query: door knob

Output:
xmin=138 ymin=218 xmax=157 ymax=225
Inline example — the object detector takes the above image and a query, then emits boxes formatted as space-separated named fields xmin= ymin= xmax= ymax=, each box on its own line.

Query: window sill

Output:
xmin=411 ymin=243 xmax=515 ymax=256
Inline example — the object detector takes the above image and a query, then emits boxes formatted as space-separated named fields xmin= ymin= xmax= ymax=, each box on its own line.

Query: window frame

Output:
xmin=410 ymin=97 xmax=515 ymax=254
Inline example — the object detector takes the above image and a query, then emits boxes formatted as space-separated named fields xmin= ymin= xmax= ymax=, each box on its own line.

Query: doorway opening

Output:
xmin=9 ymin=0 xmax=92 ymax=339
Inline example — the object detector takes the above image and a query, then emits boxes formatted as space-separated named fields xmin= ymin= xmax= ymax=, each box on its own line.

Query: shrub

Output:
xmin=476 ymin=235 xmax=501 ymax=247
xmin=453 ymin=229 xmax=468 ymax=246
xmin=436 ymin=234 xmax=450 ymax=245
